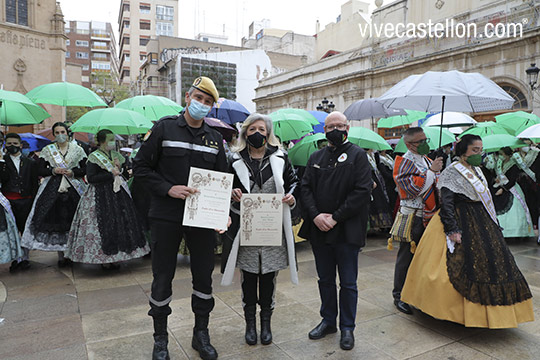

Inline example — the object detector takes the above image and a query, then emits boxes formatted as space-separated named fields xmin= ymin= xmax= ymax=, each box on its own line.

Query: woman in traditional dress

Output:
xmin=514 ymin=143 xmax=540 ymax=235
xmin=221 ymin=113 xmax=298 ymax=346
xmin=401 ymin=135 xmax=534 ymax=328
xmin=21 ymin=122 xmax=87 ymax=267
xmin=366 ymin=150 xmax=393 ymax=231
xmin=493 ymin=147 xmax=535 ymax=240
xmin=65 ymin=129 xmax=149 ymax=268
xmin=0 ymin=191 xmax=23 ymax=268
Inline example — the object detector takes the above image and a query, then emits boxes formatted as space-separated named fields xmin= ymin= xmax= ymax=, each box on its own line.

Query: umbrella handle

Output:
xmin=439 ymin=96 xmax=446 ymax=149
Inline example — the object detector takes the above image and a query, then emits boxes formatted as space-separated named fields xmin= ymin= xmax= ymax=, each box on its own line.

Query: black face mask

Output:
xmin=247 ymin=132 xmax=267 ymax=149
xmin=6 ymin=145 xmax=20 ymax=155
xmin=326 ymin=129 xmax=348 ymax=146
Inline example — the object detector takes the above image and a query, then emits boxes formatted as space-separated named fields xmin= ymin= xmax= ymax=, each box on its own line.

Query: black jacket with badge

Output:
xmin=299 ymin=141 xmax=372 ymax=247
xmin=132 ymin=113 xmax=228 ymax=223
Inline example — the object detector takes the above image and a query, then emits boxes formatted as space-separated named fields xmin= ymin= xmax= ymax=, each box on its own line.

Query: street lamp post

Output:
xmin=526 ymin=63 xmax=539 ymax=111
xmin=316 ymin=97 xmax=336 ymax=113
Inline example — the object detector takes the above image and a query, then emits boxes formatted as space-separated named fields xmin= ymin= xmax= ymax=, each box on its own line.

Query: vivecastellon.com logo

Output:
xmin=359 ymin=18 xmax=526 ymax=39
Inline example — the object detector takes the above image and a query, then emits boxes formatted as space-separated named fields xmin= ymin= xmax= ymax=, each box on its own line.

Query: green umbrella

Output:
xmin=481 ymin=134 xmax=526 ymax=153
xmin=288 ymin=133 xmax=327 ymax=166
xmin=70 ymin=108 xmax=154 ymax=135
xmin=348 ymin=127 xmax=392 ymax=151
xmin=270 ymin=109 xmax=319 ymax=126
xmin=377 ymin=110 xmax=428 ymax=129
xmin=116 ymin=95 xmax=183 ymax=121
xmin=459 ymin=121 xmax=509 ymax=138
xmin=26 ymin=82 xmax=107 ymax=107
xmin=495 ymin=111 xmax=540 ymax=135
xmin=394 ymin=127 xmax=455 ymax=154
xmin=0 ymin=89 xmax=50 ymax=125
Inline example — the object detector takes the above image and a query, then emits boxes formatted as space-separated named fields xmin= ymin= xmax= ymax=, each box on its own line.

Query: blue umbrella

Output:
xmin=308 ymin=111 xmax=328 ymax=133
xmin=19 ymin=132 xmax=51 ymax=152
xmin=208 ymin=98 xmax=250 ymax=124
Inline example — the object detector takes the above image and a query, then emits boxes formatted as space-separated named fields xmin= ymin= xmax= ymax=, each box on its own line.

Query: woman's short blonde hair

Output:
xmin=233 ymin=113 xmax=281 ymax=152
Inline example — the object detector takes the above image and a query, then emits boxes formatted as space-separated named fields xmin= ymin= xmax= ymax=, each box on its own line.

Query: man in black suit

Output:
xmin=299 ymin=112 xmax=373 ymax=351
xmin=0 ymin=133 xmax=39 ymax=271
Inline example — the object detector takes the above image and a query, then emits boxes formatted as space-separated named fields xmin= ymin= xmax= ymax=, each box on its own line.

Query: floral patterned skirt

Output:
xmin=0 ymin=207 xmax=22 ymax=264
xmin=65 ymin=185 xmax=149 ymax=264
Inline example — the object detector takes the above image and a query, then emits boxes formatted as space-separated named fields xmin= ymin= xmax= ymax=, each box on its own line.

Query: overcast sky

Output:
xmin=59 ymin=0 xmax=386 ymax=45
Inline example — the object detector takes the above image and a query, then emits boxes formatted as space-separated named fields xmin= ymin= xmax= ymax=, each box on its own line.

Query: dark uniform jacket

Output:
xmin=0 ymin=154 xmax=39 ymax=197
xmin=299 ymin=141 xmax=372 ymax=247
xmin=133 ymin=113 xmax=228 ymax=223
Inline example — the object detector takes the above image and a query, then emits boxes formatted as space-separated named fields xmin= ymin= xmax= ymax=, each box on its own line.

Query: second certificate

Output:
xmin=240 ymin=194 xmax=283 ymax=246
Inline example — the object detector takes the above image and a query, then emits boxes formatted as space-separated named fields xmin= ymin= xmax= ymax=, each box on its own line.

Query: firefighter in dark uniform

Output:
xmin=133 ymin=77 xmax=228 ymax=360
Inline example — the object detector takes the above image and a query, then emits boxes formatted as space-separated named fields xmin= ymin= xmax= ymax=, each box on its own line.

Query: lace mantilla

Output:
xmin=437 ymin=163 xmax=487 ymax=202
xmin=523 ymin=147 xmax=540 ymax=168
xmin=40 ymin=143 xmax=86 ymax=169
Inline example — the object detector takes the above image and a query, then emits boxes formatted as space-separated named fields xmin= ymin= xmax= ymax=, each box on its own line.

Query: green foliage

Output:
xmin=66 ymin=72 xmax=131 ymax=123
xmin=91 ymin=72 xmax=130 ymax=107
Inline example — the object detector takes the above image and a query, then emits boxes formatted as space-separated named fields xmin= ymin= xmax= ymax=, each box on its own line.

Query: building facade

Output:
xmin=315 ymin=0 xmax=371 ymax=60
xmin=254 ymin=0 xmax=540 ymax=135
xmin=137 ymin=35 xmax=306 ymax=104
xmin=117 ymin=0 xmax=178 ymax=85
xmin=0 ymin=0 xmax=66 ymax=131
xmin=242 ymin=22 xmax=315 ymax=64
xmin=65 ymin=20 xmax=119 ymax=88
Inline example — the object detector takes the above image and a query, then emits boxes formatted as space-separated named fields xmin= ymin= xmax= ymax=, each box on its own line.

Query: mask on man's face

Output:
xmin=416 ymin=141 xmax=430 ymax=155
xmin=188 ymin=99 xmax=212 ymax=120
xmin=6 ymin=145 xmax=20 ymax=155
xmin=326 ymin=129 xmax=348 ymax=146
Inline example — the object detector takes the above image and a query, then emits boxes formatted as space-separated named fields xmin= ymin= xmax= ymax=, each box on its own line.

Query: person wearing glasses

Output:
xmin=300 ymin=111 xmax=372 ymax=351
xmin=400 ymin=135 xmax=534 ymax=328
xmin=389 ymin=127 xmax=442 ymax=315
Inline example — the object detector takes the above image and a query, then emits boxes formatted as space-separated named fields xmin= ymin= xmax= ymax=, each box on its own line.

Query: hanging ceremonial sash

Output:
xmin=46 ymin=144 xmax=86 ymax=196
xmin=509 ymin=187 xmax=534 ymax=233
xmin=454 ymin=162 xmax=498 ymax=225
xmin=92 ymin=151 xmax=131 ymax=196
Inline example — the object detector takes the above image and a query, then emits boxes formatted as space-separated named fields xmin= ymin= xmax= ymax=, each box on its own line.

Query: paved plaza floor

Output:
xmin=1 ymin=235 xmax=540 ymax=360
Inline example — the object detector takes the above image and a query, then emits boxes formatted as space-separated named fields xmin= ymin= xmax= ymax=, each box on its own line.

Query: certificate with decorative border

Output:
xmin=240 ymin=194 xmax=283 ymax=246
xmin=182 ymin=167 xmax=233 ymax=230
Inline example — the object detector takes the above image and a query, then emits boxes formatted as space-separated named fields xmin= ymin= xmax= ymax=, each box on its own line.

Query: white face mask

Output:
xmin=55 ymin=134 xmax=68 ymax=143
xmin=106 ymin=141 xmax=116 ymax=151
xmin=521 ymin=146 xmax=530 ymax=153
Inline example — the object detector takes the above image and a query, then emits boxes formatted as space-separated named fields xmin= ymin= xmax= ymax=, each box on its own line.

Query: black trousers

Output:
xmin=241 ymin=270 xmax=277 ymax=310
xmin=9 ymin=198 xmax=33 ymax=234
xmin=392 ymin=215 xmax=425 ymax=301
xmin=148 ymin=219 xmax=216 ymax=319
xmin=311 ymin=242 xmax=360 ymax=331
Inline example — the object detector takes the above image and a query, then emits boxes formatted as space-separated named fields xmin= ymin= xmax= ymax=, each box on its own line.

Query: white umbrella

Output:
xmin=344 ymin=98 xmax=406 ymax=120
xmin=428 ymin=125 xmax=465 ymax=135
xmin=422 ymin=112 xmax=477 ymax=127
xmin=378 ymin=70 xmax=514 ymax=147
xmin=517 ymin=124 xmax=540 ymax=139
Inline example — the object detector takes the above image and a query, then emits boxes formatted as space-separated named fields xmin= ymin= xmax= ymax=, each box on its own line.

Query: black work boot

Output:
xmin=260 ymin=308 xmax=273 ymax=345
xmin=152 ymin=317 xmax=170 ymax=360
xmin=244 ymin=305 xmax=257 ymax=345
xmin=192 ymin=315 xmax=218 ymax=360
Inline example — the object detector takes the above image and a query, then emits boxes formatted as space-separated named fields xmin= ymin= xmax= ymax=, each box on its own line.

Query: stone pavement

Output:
xmin=1 ymin=235 xmax=540 ymax=360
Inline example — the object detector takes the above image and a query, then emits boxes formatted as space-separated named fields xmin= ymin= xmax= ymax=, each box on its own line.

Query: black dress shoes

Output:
xmin=340 ymin=330 xmax=355 ymax=350
xmin=394 ymin=300 xmax=413 ymax=315
xmin=308 ymin=321 xmax=337 ymax=340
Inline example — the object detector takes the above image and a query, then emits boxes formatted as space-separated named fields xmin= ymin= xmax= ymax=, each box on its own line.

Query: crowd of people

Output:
xmin=1 ymin=123 xmax=149 ymax=273
xmin=0 ymin=75 xmax=538 ymax=360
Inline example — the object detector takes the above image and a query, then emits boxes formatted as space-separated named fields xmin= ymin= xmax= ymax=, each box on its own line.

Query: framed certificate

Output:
xmin=240 ymin=194 xmax=283 ymax=246
xmin=182 ymin=167 xmax=233 ymax=230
